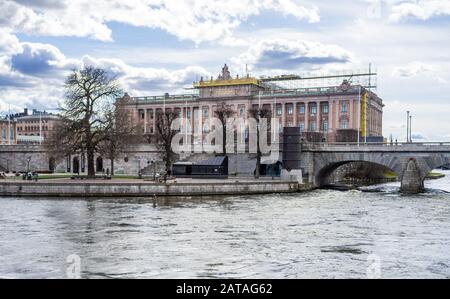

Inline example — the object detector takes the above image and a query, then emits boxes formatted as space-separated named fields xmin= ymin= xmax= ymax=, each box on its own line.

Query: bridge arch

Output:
xmin=313 ymin=151 xmax=450 ymax=192
xmin=299 ymin=142 xmax=450 ymax=193
xmin=313 ymin=152 xmax=405 ymax=188
xmin=315 ymin=160 xmax=402 ymax=187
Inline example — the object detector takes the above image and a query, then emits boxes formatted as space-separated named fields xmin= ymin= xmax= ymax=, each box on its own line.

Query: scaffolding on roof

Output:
xmin=259 ymin=65 xmax=378 ymax=92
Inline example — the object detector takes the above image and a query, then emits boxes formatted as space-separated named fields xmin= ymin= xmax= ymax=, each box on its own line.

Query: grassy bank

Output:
xmin=383 ymin=171 xmax=445 ymax=180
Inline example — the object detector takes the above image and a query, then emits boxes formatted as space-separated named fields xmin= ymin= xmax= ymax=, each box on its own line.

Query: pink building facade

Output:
xmin=121 ymin=65 xmax=384 ymax=143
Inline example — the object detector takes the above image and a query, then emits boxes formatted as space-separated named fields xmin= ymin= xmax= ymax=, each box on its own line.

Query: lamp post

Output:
xmin=406 ymin=111 xmax=410 ymax=143
xmin=409 ymin=115 xmax=413 ymax=143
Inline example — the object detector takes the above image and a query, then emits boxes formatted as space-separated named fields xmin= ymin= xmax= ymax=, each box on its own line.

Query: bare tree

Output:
xmin=248 ymin=106 xmax=272 ymax=179
xmin=97 ymin=98 xmax=140 ymax=176
xmin=45 ymin=117 xmax=81 ymax=161
xmin=214 ymin=102 xmax=235 ymax=156
xmin=46 ymin=67 xmax=122 ymax=176
xmin=154 ymin=109 xmax=180 ymax=182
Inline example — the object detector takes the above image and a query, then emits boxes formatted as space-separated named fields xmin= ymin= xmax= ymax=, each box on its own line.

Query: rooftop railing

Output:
xmin=132 ymin=94 xmax=199 ymax=104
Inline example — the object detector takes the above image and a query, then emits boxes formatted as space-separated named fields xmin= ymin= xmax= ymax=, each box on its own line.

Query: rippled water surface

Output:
xmin=1 ymin=171 xmax=450 ymax=279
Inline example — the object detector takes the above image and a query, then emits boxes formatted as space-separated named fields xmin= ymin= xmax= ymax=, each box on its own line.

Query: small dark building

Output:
xmin=172 ymin=156 xmax=228 ymax=179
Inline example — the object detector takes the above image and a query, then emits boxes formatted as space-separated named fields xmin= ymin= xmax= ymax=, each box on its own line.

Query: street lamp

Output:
xmin=410 ymin=115 xmax=413 ymax=143
xmin=406 ymin=111 xmax=410 ymax=143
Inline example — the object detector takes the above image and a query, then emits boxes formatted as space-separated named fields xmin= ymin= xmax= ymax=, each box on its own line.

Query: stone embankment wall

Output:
xmin=0 ymin=180 xmax=302 ymax=198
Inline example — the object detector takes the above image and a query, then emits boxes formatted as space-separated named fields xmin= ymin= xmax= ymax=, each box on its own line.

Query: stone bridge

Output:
xmin=299 ymin=142 xmax=450 ymax=193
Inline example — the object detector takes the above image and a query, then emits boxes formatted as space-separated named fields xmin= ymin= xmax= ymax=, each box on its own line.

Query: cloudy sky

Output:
xmin=0 ymin=0 xmax=449 ymax=141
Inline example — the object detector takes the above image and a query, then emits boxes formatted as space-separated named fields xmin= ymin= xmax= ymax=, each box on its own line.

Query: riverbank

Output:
xmin=0 ymin=178 xmax=307 ymax=198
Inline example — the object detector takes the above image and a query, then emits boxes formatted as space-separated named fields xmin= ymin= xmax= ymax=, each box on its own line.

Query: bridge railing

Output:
xmin=306 ymin=142 xmax=450 ymax=146
xmin=301 ymin=142 xmax=450 ymax=150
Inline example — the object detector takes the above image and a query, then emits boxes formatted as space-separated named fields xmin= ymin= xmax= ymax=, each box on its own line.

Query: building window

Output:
xmin=311 ymin=105 xmax=317 ymax=114
xmin=322 ymin=104 xmax=329 ymax=113
xmin=140 ymin=110 xmax=145 ymax=119
xmin=187 ymin=110 xmax=191 ymax=119
xmin=287 ymin=107 xmax=293 ymax=115
xmin=322 ymin=120 xmax=329 ymax=131
xmin=342 ymin=102 xmax=348 ymax=113
xmin=299 ymin=105 xmax=305 ymax=114
xmin=341 ymin=119 xmax=348 ymax=129
xmin=149 ymin=109 xmax=154 ymax=119
xmin=310 ymin=122 xmax=317 ymax=131
xmin=277 ymin=106 xmax=282 ymax=115
xmin=299 ymin=122 xmax=305 ymax=132
xmin=239 ymin=107 xmax=245 ymax=117
xmin=287 ymin=122 xmax=293 ymax=127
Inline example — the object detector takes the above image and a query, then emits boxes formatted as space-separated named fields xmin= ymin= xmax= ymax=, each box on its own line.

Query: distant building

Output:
xmin=119 ymin=64 xmax=384 ymax=143
xmin=15 ymin=109 xmax=61 ymax=144
xmin=0 ymin=118 xmax=16 ymax=145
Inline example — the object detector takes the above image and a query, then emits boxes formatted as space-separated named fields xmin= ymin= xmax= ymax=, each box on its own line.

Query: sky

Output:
xmin=0 ymin=0 xmax=450 ymax=141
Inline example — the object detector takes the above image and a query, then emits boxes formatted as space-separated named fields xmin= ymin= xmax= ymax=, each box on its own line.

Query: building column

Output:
xmin=328 ymin=100 xmax=333 ymax=131
xmin=293 ymin=102 xmax=298 ymax=127
xmin=153 ymin=109 xmax=156 ymax=134
xmin=349 ymin=99 xmax=354 ymax=128
xmin=316 ymin=102 xmax=321 ymax=132
xmin=305 ymin=102 xmax=309 ymax=131
xmin=336 ymin=100 xmax=340 ymax=130
xmin=144 ymin=109 xmax=147 ymax=134
xmin=281 ymin=102 xmax=286 ymax=128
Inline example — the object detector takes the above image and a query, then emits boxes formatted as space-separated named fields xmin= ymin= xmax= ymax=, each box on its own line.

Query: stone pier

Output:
xmin=400 ymin=158 xmax=425 ymax=193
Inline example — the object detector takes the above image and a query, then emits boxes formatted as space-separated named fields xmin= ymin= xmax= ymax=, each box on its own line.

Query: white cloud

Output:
xmin=389 ymin=0 xmax=450 ymax=22
xmin=392 ymin=61 xmax=434 ymax=78
xmin=0 ymin=38 xmax=211 ymax=112
xmin=0 ymin=1 xmax=113 ymax=41
xmin=0 ymin=31 xmax=22 ymax=55
xmin=79 ymin=55 xmax=211 ymax=94
xmin=233 ymin=39 xmax=353 ymax=72
xmin=1 ymin=0 xmax=320 ymax=44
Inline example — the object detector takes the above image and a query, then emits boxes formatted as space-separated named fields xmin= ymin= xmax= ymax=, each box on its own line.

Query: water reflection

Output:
xmin=0 ymin=171 xmax=449 ymax=278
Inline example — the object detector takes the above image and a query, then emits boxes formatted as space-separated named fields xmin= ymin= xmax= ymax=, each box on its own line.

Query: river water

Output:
xmin=1 ymin=171 xmax=450 ymax=279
